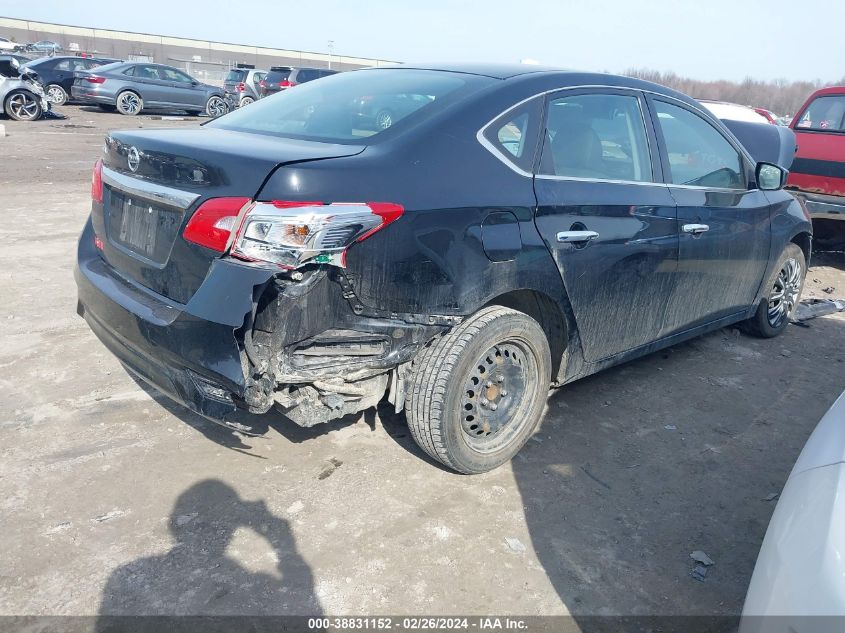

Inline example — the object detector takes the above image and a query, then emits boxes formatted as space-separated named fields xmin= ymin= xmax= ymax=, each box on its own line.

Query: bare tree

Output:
xmin=624 ymin=69 xmax=842 ymax=117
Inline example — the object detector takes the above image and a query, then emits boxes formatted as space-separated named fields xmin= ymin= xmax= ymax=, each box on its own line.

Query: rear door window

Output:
xmin=653 ymin=100 xmax=746 ymax=189
xmin=795 ymin=95 xmax=845 ymax=132
xmin=539 ymin=93 xmax=653 ymax=182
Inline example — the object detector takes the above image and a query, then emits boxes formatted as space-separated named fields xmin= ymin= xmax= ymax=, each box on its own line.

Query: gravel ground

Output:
xmin=2 ymin=106 xmax=845 ymax=624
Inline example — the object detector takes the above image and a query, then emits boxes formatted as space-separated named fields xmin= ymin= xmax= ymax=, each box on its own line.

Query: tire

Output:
xmin=98 ymin=104 xmax=117 ymax=112
xmin=205 ymin=95 xmax=227 ymax=118
xmin=4 ymin=91 xmax=43 ymax=121
xmin=115 ymin=90 xmax=142 ymax=116
xmin=406 ymin=306 xmax=552 ymax=474
xmin=240 ymin=96 xmax=254 ymax=107
xmin=375 ymin=109 xmax=393 ymax=130
xmin=45 ymin=84 xmax=67 ymax=106
xmin=743 ymin=243 xmax=806 ymax=338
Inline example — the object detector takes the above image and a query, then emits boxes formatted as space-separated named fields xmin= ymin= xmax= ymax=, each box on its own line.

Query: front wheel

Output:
xmin=743 ymin=243 xmax=806 ymax=337
xmin=406 ymin=306 xmax=552 ymax=474
xmin=45 ymin=84 xmax=68 ymax=105
xmin=205 ymin=95 xmax=227 ymax=118
xmin=4 ymin=91 xmax=43 ymax=121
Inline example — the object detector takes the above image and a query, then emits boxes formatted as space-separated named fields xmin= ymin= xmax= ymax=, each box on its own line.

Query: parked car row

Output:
xmin=1 ymin=52 xmax=342 ymax=119
xmin=0 ymin=37 xmax=63 ymax=55
xmin=222 ymin=65 xmax=339 ymax=108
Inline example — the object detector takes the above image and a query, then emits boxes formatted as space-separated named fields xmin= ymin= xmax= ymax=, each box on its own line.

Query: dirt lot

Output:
xmin=3 ymin=105 xmax=845 ymax=624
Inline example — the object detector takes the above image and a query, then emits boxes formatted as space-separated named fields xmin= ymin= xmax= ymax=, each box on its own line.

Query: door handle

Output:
xmin=557 ymin=230 xmax=599 ymax=243
xmin=682 ymin=223 xmax=709 ymax=235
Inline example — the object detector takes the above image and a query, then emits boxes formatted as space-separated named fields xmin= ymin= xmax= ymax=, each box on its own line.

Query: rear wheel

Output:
xmin=115 ymin=90 xmax=142 ymax=116
xmin=4 ymin=91 xmax=42 ymax=121
xmin=240 ymin=96 xmax=254 ymax=107
xmin=406 ymin=306 xmax=551 ymax=474
xmin=45 ymin=84 xmax=67 ymax=105
xmin=743 ymin=243 xmax=805 ymax=337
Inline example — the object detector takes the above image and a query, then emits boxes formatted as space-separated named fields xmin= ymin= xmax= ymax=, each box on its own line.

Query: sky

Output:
xmin=1 ymin=0 xmax=842 ymax=82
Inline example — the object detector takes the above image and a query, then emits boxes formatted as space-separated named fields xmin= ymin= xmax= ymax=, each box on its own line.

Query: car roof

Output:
xmin=386 ymin=62 xmax=566 ymax=79
xmin=807 ymin=86 xmax=845 ymax=97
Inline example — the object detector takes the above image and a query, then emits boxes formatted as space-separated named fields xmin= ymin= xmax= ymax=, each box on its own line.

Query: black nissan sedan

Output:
xmin=75 ymin=64 xmax=811 ymax=473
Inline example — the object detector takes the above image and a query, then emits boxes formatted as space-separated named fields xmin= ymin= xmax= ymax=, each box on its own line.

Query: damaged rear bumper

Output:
xmin=75 ymin=220 xmax=275 ymax=422
xmin=75 ymin=219 xmax=444 ymax=428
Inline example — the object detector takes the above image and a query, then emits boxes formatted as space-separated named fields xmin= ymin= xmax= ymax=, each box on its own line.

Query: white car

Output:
xmin=699 ymin=100 xmax=772 ymax=124
xmin=0 ymin=38 xmax=17 ymax=52
xmin=741 ymin=390 xmax=845 ymax=631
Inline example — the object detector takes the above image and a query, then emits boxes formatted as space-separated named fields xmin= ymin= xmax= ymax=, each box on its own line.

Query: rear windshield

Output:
xmin=266 ymin=69 xmax=292 ymax=83
xmin=208 ymin=68 xmax=487 ymax=143
xmin=796 ymin=95 xmax=845 ymax=132
xmin=225 ymin=69 xmax=246 ymax=82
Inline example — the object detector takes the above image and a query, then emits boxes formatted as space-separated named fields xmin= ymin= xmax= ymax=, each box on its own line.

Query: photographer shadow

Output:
xmin=96 ymin=479 xmax=321 ymax=628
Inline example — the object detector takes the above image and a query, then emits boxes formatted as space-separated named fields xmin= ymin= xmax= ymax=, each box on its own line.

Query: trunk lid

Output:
xmin=96 ymin=127 xmax=364 ymax=303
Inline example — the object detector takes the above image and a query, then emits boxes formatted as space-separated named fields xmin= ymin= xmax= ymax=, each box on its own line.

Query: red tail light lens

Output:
xmin=183 ymin=197 xmax=251 ymax=252
xmin=236 ymin=82 xmax=245 ymax=92
xmin=84 ymin=75 xmax=106 ymax=84
xmin=91 ymin=158 xmax=103 ymax=203
xmin=259 ymin=79 xmax=266 ymax=88
xmin=231 ymin=201 xmax=403 ymax=269
xmin=279 ymin=79 xmax=292 ymax=87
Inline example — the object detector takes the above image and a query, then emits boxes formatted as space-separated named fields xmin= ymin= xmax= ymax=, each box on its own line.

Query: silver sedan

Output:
xmin=71 ymin=61 xmax=226 ymax=117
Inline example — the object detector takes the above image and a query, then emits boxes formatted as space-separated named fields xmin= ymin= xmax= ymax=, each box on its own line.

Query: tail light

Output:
xmin=236 ymin=82 xmax=245 ymax=92
xmin=183 ymin=197 xmax=251 ymax=252
xmin=279 ymin=79 xmax=294 ymax=88
xmin=91 ymin=158 xmax=103 ymax=203
xmin=231 ymin=201 xmax=403 ymax=269
xmin=84 ymin=75 xmax=106 ymax=84
xmin=259 ymin=79 xmax=266 ymax=88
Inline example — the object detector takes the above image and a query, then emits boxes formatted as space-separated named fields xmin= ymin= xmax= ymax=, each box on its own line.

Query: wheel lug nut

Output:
xmin=501 ymin=390 xmax=507 ymax=396
xmin=490 ymin=403 xmax=498 ymax=411
xmin=480 ymin=397 xmax=489 ymax=407
xmin=497 ymin=375 xmax=504 ymax=382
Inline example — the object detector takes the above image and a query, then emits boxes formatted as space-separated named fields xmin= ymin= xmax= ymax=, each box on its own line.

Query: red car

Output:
xmin=788 ymin=86 xmax=845 ymax=246
xmin=753 ymin=107 xmax=779 ymax=124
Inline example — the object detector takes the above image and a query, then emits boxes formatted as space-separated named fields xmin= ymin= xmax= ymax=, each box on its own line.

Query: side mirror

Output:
xmin=191 ymin=80 xmax=198 ymax=86
xmin=756 ymin=162 xmax=787 ymax=191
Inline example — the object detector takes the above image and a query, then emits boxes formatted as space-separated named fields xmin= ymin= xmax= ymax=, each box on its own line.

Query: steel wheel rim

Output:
xmin=240 ymin=97 xmax=253 ymax=106
xmin=376 ymin=111 xmax=392 ymax=129
xmin=9 ymin=93 xmax=39 ymax=120
xmin=207 ymin=96 xmax=226 ymax=117
xmin=46 ymin=85 xmax=65 ymax=104
xmin=460 ymin=339 xmax=536 ymax=453
xmin=767 ymin=257 xmax=801 ymax=327
xmin=118 ymin=92 xmax=140 ymax=114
